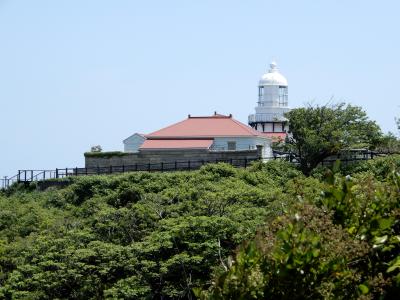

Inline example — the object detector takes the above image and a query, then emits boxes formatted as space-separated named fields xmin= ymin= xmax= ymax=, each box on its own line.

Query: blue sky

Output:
xmin=1 ymin=0 xmax=399 ymax=176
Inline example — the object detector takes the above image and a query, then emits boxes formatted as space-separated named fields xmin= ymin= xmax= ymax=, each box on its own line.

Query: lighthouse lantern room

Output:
xmin=248 ymin=62 xmax=290 ymax=134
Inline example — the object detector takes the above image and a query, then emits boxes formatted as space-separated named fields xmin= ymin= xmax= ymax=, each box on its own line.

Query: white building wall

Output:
xmin=265 ymin=123 xmax=273 ymax=132
xmin=212 ymin=137 xmax=272 ymax=158
xmin=261 ymin=85 xmax=279 ymax=106
xmin=123 ymin=134 xmax=146 ymax=152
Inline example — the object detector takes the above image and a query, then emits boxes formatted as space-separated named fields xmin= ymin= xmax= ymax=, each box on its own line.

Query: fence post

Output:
xmin=175 ymin=161 xmax=177 ymax=171
xmin=56 ymin=168 xmax=58 ymax=179
xmin=188 ymin=160 xmax=191 ymax=171
xmin=75 ymin=167 xmax=78 ymax=176
xmin=17 ymin=170 xmax=20 ymax=182
xmin=148 ymin=163 xmax=151 ymax=172
xmin=85 ymin=167 xmax=88 ymax=175
xmin=244 ymin=158 xmax=247 ymax=168
xmin=135 ymin=163 xmax=138 ymax=171
xmin=109 ymin=165 xmax=112 ymax=174
xmin=65 ymin=168 xmax=68 ymax=177
xmin=161 ymin=162 xmax=164 ymax=172
xmin=122 ymin=165 xmax=125 ymax=173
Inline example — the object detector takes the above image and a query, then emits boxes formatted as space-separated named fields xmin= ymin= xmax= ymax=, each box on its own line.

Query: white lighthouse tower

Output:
xmin=248 ymin=62 xmax=290 ymax=134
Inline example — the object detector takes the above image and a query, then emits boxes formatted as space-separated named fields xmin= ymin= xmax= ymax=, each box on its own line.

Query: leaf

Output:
xmin=348 ymin=226 xmax=356 ymax=234
xmin=373 ymin=235 xmax=388 ymax=245
xmin=387 ymin=256 xmax=400 ymax=273
xmin=358 ymin=284 xmax=369 ymax=295
xmin=378 ymin=218 xmax=394 ymax=231
xmin=312 ymin=249 xmax=320 ymax=258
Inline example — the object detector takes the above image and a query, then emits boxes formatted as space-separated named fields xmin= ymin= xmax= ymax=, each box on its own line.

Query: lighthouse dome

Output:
xmin=259 ymin=61 xmax=288 ymax=86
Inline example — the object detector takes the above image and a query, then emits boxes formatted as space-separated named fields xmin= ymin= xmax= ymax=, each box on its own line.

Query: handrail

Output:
xmin=1 ymin=158 xmax=261 ymax=189
xmin=1 ymin=150 xmax=396 ymax=190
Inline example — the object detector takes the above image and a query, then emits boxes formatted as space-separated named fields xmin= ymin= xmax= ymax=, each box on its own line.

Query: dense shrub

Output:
xmin=0 ymin=158 xmax=399 ymax=299
xmin=0 ymin=163 xmax=287 ymax=299
xmin=197 ymin=204 xmax=367 ymax=299
xmin=199 ymin=161 xmax=400 ymax=299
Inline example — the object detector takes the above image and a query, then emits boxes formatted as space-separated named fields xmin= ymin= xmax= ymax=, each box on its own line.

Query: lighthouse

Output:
xmin=248 ymin=62 xmax=290 ymax=135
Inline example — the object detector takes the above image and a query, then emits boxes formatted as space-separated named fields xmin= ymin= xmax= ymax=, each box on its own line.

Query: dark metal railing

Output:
xmin=1 ymin=157 xmax=260 ymax=189
xmin=1 ymin=150 xmax=395 ymax=190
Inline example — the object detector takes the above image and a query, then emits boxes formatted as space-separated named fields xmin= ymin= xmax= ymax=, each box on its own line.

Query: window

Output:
xmin=227 ymin=141 xmax=236 ymax=151
xmin=258 ymin=86 xmax=264 ymax=102
xmin=278 ymin=86 xmax=288 ymax=106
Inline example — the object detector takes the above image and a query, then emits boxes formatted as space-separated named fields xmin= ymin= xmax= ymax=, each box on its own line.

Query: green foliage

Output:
xmin=84 ymin=151 xmax=130 ymax=158
xmin=200 ymin=156 xmax=400 ymax=299
xmin=200 ymin=204 xmax=366 ymax=299
xmin=1 ymin=158 xmax=399 ymax=299
xmin=286 ymin=103 xmax=382 ymax=175
xmin=375 ymin=132 xmax=400 ymax=153
xmin=0 ymin=163 xmax=284 ymax=299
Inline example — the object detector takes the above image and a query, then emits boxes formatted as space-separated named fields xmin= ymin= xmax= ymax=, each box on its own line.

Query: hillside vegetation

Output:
xmin=0 ymin=156 xmax=399 ymax=299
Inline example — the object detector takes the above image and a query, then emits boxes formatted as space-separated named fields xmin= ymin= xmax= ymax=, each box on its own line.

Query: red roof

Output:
xmin=146 ymin=114 xmax=265 ymax=138
xmin=140 ymin=139 xmax=213 ymax=150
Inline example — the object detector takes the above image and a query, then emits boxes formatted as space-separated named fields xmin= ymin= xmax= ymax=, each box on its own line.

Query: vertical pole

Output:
xmin=122 ymin=165 xmax=125 ymax=173
xmin=244 ymin=158 xmax=247 ymax=168
xmin=65 ymin=168 xmax=68 ymax=177
xmin=85 ymin=167 xmax=88 ymax=175
xmin=17 ymin=170 xmax=20 ymax=182
xmin=43 ymin=172 xmax=45 ymax=180
xmin=161 ymin=162 xmax=164 ymax=172
xmin=135 ymin=163 xmax=138 ymax=171
xmin=109 ymin=165 xmax=112 ymax=174
xmin=175 ymin=161 xmax=177 ymax=171
xmin=188 ymin=160 xmax=191 ymax=171
xmin=31 ymin=170 xmax=33 ymax=181
xmin=148 ymin=162 xmax=151 ymax=172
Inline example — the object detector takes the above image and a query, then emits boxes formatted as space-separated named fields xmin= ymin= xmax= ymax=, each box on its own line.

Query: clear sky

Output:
xmin=1 ymin=0 xmax=400 ymax=177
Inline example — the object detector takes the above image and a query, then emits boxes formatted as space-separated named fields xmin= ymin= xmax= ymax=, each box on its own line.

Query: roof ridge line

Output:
xmin=147 ymin=117 xmax=189 ymax=136
xmin=230 ymin=117 xmax=260 ymax=136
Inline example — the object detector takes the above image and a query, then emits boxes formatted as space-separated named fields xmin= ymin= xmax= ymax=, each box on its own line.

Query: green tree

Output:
xmin=286 ymin=103 xmax=381 ymax=174
xmin=375 ymin=132 xmax=400 ymax=153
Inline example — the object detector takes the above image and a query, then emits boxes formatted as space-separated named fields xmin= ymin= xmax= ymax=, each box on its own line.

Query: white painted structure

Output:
xmin=123 ymin=133 xmax=146 ymax=152
xmin=122 ymin=114 xmax=273 ymax=159
xmin=248 ymin=62 xmax=290 ymax=133
xmin=211 ymin=137 xmax=272 ymax=158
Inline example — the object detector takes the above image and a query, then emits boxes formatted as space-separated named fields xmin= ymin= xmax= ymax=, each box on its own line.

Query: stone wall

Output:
xmin=85 ymin=149 xmax=261 ymax=168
